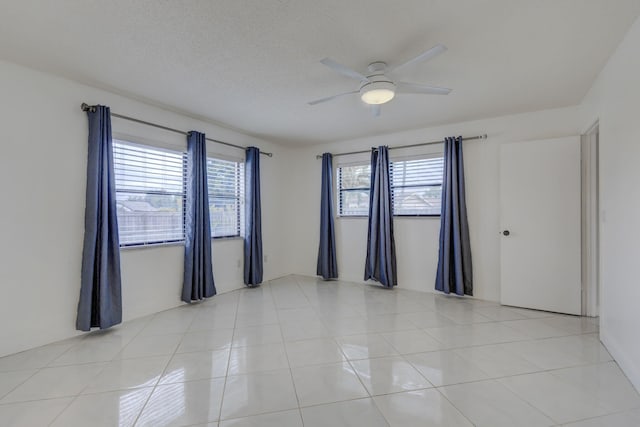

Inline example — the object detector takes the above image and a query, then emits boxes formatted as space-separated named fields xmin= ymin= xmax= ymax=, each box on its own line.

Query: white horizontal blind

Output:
xmin=391 ymin=157 xmax=444 ymax=216
xmin=338 ymin=164 xmax=371 ymax=216
xmin=113 ymin=140 xmax=186 ymax=246
xmin=337 ymin=156 xmax=444 ymax=217
xmin=207 ymin=157 xmax=244 ymax=238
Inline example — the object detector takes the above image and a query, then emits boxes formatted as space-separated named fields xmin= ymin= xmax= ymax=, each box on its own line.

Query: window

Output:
xmin=337 ymin=155 xmax=444 ymax=217
xmin=113 ymin=140 xmax=186 ymax=246
xmin=391 ymin=157 xmax=444 ymax=216
xmin=207 ymin=157 xmax=244 ymax=238
xmin=338 ymin=164 xmax=371 ymax=216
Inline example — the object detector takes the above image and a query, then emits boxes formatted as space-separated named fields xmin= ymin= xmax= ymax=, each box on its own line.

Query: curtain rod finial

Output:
xmin=81 ymin=103 xmax=96 ymax=113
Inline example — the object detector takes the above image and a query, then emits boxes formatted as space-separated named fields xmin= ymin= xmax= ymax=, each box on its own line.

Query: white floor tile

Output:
xmin=234 ymin=310 xmax=279 ymax=328
xmin=401 ymin=310 xmax=457 ymax=328
xmin=51 ymin=387 xmax=152 ymax=427
xmin=503 ymin=318 xmax=572 ymax=339
xmin=82 ymin=355 xmax=170 ymax=394
xmin=301 ymin=398 xmax=389 ymax=427
xmin=440 ymin=379 xmax=555 ymax=427
xmin=424 ymin=323 xmax=528 ymax=348
xmin=1 ymin=362 xmax=106 ymax=403
xmin=280 ymin=319 xmax=330 ymax=341
xmin=336 ymin=334 xmax=399 ymax=360
xmin=0 ymin=397 xmax=73 ymax=427
xmin=373 ymin=388 xmax=473 ymax=426
xmin=350 ymin=356 xmax=432 ymax=395
xmin=220 ymin=409 xmax=302 ymax=427
xmin=561 ymin=408 xmax=640 ymax=426
xmin=472 ymin=306 xmax=530 ymax=321
xmin=285 ymin=338 xmax=345 ymax=367
xmin=159 ymin=350 xmax=230 ymax=384
xmin=0 ymin=343 xmax=75 ymax=372
xmin=453 ymin=344 xmax=542 ymax=377
xmin=405 ymin=350 xmax=491 ymax=386
xmin=291 ymin=362 xmax=369 ymax=407
xmin=549 ymin=362 xmax=640 ymax=414
xmin=220 ymin=370 xmax=298 ymax=420
xmin=176 ymin=330 xmax=234 ymax=354
xmin=0 ymin=370 xmax=36 ymax=399
xmin=381 ymin=329 xmax=442 ymax=354
xmin=136 ymin=378 xmax=225 ymax=426
xmin=50 ymin=336 xmax=130 ymax=366
xmin=231 ymin=324 xmax=283 ymax=348
xmin=499 ymin=372 xmax=614 ymax=424
xmin=228 ymin=343 xmax=289 ymax=375
xmin=117 ymin=334 xmax=183 ymax=359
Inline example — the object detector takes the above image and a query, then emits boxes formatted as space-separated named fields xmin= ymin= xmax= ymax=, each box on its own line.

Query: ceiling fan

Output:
xmin=308 ymin=44 xmax=451 ymax=116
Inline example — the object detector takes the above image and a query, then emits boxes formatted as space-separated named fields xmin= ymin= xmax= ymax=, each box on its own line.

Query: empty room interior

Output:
xmin=2 ymin=1 xmax=640 ymax=426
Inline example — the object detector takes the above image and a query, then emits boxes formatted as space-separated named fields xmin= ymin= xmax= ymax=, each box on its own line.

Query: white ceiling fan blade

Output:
xmin=308 ymin=90 xmax=359 ymax=106
xmin=371 ymin=105 xmax=381 ymax=117
xmin=396 ymin=82 xmax=452 ymax=95
xmin=320 ymin=58 xmax=368 ymax=81
xmin=389 ymin=44 xmax=447 ymax=74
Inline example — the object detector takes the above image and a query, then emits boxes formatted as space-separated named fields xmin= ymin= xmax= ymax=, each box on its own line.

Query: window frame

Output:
xmin=113 ymin=138 xmax=187 ymax=248
xmin=335 ymin=153 xmax=444 ymax=218
xmin=206 ymin=155 xmax=245 ymax=239
xmin=336 ymin=162 xmax=372 ymax=218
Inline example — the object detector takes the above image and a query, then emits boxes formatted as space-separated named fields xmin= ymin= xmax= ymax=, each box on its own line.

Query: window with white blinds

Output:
xmin=338 ymin=164 xmax=371 ymax=216
xmin=337 ymin=155 xmax=444 ymax=217
xmin=113 ymin=140 xmax=186 ymax=246
xmin=391 ymin=156 xmax=444 ymax=216
xmin=207 ymin=157 xmax=244 ymax=238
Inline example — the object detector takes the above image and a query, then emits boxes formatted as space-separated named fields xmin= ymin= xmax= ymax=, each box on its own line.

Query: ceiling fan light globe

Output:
xmin=361 ymin=89 xmax=395 ymax=105
xmin=360 ymin=81 xmax=396 ymax=105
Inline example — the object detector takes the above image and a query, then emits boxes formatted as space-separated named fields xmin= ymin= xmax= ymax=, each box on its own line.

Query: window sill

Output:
xmin=120 ymin=241 xmax=184 ymax=251
xmin=337 ymin=215 xmax=441 ymax=219
xmin=212 ymin=236 xmax=244 ymax=242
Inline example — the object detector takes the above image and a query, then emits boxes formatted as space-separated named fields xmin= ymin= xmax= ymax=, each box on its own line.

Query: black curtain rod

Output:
xmin=81 ymin=103 xmax=273 ymax=157
xmin=315 ymin=134 xmax=487 ymax=159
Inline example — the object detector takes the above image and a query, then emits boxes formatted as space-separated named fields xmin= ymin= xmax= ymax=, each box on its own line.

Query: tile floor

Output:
xmin=0 ymin=275 xmax=638 ymax=426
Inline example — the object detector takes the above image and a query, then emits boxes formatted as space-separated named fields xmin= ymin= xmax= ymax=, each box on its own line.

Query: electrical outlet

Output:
xmin=264 ymin=254 xmax=268 ymax=263
xmin=236 ymin=259 xmax=241 ymax=268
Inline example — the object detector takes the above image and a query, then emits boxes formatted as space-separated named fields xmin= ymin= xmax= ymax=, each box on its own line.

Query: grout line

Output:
xmin=130 ymin=304 xmax=202 ymax=426
xmin=272 ymin=277 xmax=303 ymax=419
xmin=216 ymin=284 xmax=243 ymax=423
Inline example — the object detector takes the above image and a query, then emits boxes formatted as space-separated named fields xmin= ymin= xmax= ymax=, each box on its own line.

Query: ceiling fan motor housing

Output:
xmin=360 ymin=65 xmax=396 ymax=105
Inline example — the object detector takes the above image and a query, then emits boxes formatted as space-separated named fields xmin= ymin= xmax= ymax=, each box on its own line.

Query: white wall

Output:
xmin=283 ymin=106 xmax=582 ymax=302
xmin=0 ymin=60 xmax=287 ymax=357
xmin=579 ymin=17 xmax=640 ymax=392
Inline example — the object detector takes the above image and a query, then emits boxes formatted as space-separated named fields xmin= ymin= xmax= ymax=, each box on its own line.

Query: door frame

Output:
xmin=581 ymin=121 xmax=600 ymax=317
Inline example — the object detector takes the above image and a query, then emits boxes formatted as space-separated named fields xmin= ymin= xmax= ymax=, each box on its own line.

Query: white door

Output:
xmin=500 ymin=136 xmax=581 ymax=315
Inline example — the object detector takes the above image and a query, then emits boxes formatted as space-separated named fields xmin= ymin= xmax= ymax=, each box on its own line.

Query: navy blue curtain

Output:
xmin=435 ymin=136 xmax=473 ymax=295
xmin=317 ymin=153 xmax=338 ymax=279
xmin=364 ymin=146 xmax=397 ymax=288
xmin=244 ymin=147 xmax=263 ymax=286
xmin=76 ymin=105 xmax=122 ymax=331
xmin=182 ymin=131 xmax=216 ymax=302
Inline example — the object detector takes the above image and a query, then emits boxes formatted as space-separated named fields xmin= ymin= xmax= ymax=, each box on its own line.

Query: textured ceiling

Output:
xmin=1 ymin=0 xmax=639 ymax=145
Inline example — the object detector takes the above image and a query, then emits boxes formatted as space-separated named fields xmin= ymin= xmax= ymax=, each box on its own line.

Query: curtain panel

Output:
xmin=76 ymin=105 xmax=122 ymax=331
xmin=244 ymin=146 xmax=263 ymax=286
xmin=364 ymin=146 xmax=397 ymax=288
xmin=317 ymin=153 xmax=338 ymax=279
xmin=435 ymin=136 xmax=473 ymax=296
xmin=182 ymin=131 xmax=216 ymax=302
